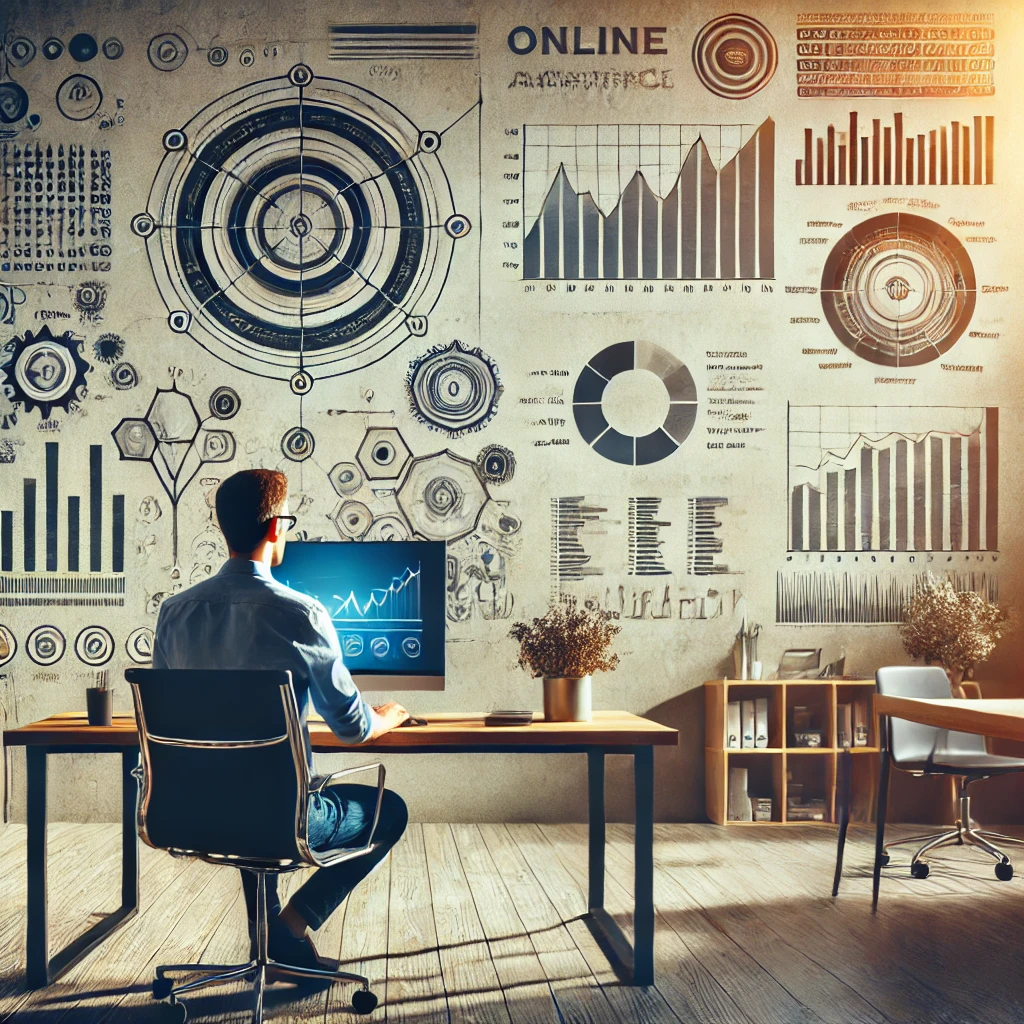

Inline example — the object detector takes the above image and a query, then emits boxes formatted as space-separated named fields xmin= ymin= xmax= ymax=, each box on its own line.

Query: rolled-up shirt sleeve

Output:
xmin=297 ymin=603 xmax=374 ymax=744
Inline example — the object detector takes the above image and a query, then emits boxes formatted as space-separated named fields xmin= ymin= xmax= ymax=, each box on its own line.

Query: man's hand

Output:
xmin=370 ymin=701 xmax=410 ymax=738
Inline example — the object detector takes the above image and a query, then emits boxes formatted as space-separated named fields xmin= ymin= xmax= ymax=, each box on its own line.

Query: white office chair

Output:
xmin=878 ymin=665 xmax=1024 ymax=880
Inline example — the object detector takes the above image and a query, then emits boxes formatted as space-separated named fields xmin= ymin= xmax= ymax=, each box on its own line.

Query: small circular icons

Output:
xmin=401 ymin=636 xmax=421 ymax=658
xmin=74 ymin=281 xmax=107 ymax=319
xmin=126 ymin=626 xmax=155 ymax=664
xmin=131 ymin=212 xmax=156 ymax=238
xmin=419 ymin=131 xmax=441 ymax=153
xmin=477 ymin=444 xmax=516 ymax=484
xmin=329 ymin=462 xmax=363 ymax=497
xmin=0 ymin=625 xmax=17 ymax=668
xmin=56 ymin=75 xmax=102 ymax=121
xmin=162 ymin=129 xmax=187 ymax=151
xmin=42 ymin=38 xmax=65 ymax=61
xmin=110 ymin=362 xmax=140 ymax=390
xmin=209 ymin=385 xmax=241 ymax=419
xmin=370 ymin=637 xmax=390 ymax=659
xmin=445 ymin=214 xmax=472 ymax=239
xmin=289 ymin=370 xmax=313 ymax=395
xmin=149 ymin=33 xmax=188 ymax=72
xmin=0 ymin=83 xmax=29 ymax=124
xmin=692 ymin=14 xmax=778 ymax=100
xmin=289 ymin=64 xmax=313 ymax=87
xmin=69 ymin=33 xmax=98 ymax=62
xmin=281 ymin=426 xmax=314 ymax=462
xmin=342 ymin=634 xmax=364 ymax=657
xmin=239 ymin=47 xmax=255 ymax=67
xmin=8 ymin=37 xmax=36 ymax=68
xmin=102 ymin=37 xmax=124 ymax=60
xmin=27 ymin=625 xmax=66 ymax=666
xmin=75 ymin=625 xmax=114 ymax=667
xmin=335 ymin=501 xmax=373 ymax=539
xmin=168 ymin=310 xmax=192 ymax=333
xmin=208 ymin=46 xmax=228 ymax=67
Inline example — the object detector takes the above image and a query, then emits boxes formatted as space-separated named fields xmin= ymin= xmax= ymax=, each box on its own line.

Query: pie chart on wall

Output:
xmin=572 ymin=341 xmax=698 ymax=466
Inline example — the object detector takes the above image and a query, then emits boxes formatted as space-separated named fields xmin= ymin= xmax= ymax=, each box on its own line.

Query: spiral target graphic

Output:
xmin=407 ymin=340 xmax=501 ymax=436
xmin=692 ymin=14 xmax=778 ymax=100
xmin=27 ymin=625 xmax=66 ymax=666
xmin=139 ymin=66 xmax=461 ymax=381
xmin=75 ymin=625 xmax=115 ymax=667
xmin=820 ymin=213 xmax=976 ymax=367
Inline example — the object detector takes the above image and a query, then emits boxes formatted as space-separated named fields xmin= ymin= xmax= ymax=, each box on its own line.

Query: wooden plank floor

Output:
xmin=1 ymin=822 xmax=1023 ymax=1022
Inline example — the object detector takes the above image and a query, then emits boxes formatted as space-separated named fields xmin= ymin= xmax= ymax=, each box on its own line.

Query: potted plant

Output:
xmin=899 ymin=573 xmax=1012 ymax=698
xmin=509 ymin=599 xmax=620 ymax=721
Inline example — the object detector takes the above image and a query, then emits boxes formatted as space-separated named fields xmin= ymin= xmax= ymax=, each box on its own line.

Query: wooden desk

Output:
xmin=4 ymin=710 xmax=677 ymax=989
xmin=869 ymin=695 xmax=1024 ymax=909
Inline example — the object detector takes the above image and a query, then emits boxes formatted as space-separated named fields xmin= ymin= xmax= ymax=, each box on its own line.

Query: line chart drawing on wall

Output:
xmin=134 ymin=64 xmax=472 ymax=384
xmin=788 ymin=405 xmax=998 ymax=554
xmin=777 ymin=570 xmax=999 ymax=625
xmin=572 ymin=341 xmax=697 ymax=466
xmin=0 ymin=144 xmax=112 ymax=273
xmin=111 ymin=383 xmax=237 ymax=566
xmin=796 ymin=111 xmax=994 ymax=186
xmin=0 ymin=441 xmax=127 ymax=606
xmin=820 ymin=214 xmax=976 ymax=367
xmin=522 ymin=119 xmax=774 ymax=280
xmin=406 ymin=340 xmax=502 ymax=436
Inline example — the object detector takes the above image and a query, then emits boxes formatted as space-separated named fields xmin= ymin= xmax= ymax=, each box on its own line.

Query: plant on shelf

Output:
xmin=899 ymin=573 xmax=1012 ymax=697
xmin=509 ymin=599 xmax=620 ymax=722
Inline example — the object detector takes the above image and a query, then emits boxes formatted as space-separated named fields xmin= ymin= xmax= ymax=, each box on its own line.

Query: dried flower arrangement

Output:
xmin=899 ymin=573 xmax=1012 ymax=693
xmin=509 ymin=600 xmax=621 ymax=679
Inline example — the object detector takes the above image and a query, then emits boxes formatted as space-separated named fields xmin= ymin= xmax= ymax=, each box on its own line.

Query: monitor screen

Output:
xmin=278 ymin=540 xmax=446 ymax=690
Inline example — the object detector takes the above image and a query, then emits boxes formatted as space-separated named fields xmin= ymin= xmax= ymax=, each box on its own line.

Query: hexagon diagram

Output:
xmin=396 ymin=450 xmax=489 ymax=542
xmin=356 ymin=427 xmax=412 ymax=481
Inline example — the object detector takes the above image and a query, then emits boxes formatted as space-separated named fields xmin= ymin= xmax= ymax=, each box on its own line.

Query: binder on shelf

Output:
xmin=837 ymin=703 xmax=852 ymax=748
xmin=853 ymin=699 xmax=869 ymax=746
xmin=727 ymin=701 xmax=741 ymax=748
xmin=741 ymin=700 xmax=756 ymax=748
xmin=755 ymin=697 xmax=769 ymax=748
xmin=728 ymin=766 xmax=753 ymax=821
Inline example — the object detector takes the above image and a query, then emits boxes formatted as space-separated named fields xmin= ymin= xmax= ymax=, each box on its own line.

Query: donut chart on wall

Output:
xmin=134 ymin=64 xmax=466 ymax=383
xmin=572 ymin=341 xmax=698 ymax=466
xmin=820 ymin=213 xmax=977 ymax=367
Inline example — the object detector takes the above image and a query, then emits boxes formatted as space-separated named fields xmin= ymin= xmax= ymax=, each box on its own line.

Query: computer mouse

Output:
xmin=399 ymin=716 xmax=429 ymax=727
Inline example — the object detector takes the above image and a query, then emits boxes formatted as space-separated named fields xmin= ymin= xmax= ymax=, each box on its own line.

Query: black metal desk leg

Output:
xmin=633 ymin=745 xmax=655 ymax=986
xmin=872 ymin=718 xmax=891 ymax=913
xmin=122 ymin=750 xmax=139 ymax=910
xmin=587 ymin=749 xmax=605 ymax=911
xmin=26 ymin=747 xmax=49 ymax=989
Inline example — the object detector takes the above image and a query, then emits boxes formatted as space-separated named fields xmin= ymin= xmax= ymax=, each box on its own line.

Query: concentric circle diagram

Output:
xmin=573 ymin=341 xmax=697 ymax=466
xmin=820 ymin=213 xmax=977 ymax=368
xmin=692 ymin=14 xmax=778 ymax=100
xmin=137 ymin=65 xmax=465 ymax=381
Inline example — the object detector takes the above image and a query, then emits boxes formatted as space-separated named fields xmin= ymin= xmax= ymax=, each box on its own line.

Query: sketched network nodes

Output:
xmin=136 ymin=65 xmax=466 ymax=383
xmin=396 ymin=450 xmax=489 ymax=542
xmin=0 ymin=326 xmax=91 ymax=419
xmin=406 ymin=340 xmax=502 ymax=436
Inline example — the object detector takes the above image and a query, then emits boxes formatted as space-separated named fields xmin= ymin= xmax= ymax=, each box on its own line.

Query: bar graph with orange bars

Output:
xmin=795 ymin=112 xmax=994 ymax=186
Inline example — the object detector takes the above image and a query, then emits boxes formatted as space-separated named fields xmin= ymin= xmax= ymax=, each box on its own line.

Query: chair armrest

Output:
xmin=306 ymin=762 xmax=387 ymax=867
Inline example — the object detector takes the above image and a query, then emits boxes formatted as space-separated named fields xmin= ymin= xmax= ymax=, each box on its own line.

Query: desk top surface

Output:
xmin=3 ymin=710 xmax=678 ymax=749
xmin=873 ymin=695 xmax=1024 ymax=743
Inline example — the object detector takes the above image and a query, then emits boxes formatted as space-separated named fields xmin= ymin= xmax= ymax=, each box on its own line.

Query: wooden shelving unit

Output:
xmin=705 ymin=678 xmax=879 ymax=825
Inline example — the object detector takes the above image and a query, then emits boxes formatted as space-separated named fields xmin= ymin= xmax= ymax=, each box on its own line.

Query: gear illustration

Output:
xmin=0 ymin=326 xmax=91 ymax=418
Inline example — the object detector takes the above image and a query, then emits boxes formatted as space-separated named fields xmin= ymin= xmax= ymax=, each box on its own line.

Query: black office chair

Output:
xmin=127 ymin=668 xmax=383 ymax=1021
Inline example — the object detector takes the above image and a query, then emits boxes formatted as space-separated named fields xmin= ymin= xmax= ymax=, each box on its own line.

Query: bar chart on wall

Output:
xmin=796 ymin=112 xmax=994 ymax=186
xmin=522 ymin=118 xmax=774 ymax=280
xmin=788 ymin=405 xmax=998 ymax=553
xmin=0 ymin=443 xmax=126 ymax=607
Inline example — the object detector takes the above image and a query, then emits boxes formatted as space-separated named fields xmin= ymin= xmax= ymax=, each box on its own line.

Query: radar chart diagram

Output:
xmin=820 ymin=213 xmax=976 ymax=367
xmin=135 ymin=65 xmax=467 ymax=383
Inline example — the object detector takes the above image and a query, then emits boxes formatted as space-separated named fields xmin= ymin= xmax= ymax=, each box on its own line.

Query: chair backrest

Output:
xmin=876 ymin=665 xmax=986 ymax=766
xmin=127 ymin=668 xmax=309 ymax=862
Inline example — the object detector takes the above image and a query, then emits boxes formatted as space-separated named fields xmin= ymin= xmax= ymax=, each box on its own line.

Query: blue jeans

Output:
xmin=242 ymin=785 xmax=408 ymax=931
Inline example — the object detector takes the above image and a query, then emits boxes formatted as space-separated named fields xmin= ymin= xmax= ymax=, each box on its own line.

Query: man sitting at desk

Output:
xmin=153 ymin=468 xmax=409 ymax=969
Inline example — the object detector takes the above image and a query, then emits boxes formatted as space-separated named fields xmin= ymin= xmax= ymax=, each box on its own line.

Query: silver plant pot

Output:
xmin=543 ymin=675 xmax=592 ymax=722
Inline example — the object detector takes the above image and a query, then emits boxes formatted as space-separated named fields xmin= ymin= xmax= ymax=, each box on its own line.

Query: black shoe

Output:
xmin=267 ymin=927 xmax=339 ymax=989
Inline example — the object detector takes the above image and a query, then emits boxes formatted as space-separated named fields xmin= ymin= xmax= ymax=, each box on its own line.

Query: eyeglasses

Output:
xmin=275 ymin=515 xmax=298 ymax=533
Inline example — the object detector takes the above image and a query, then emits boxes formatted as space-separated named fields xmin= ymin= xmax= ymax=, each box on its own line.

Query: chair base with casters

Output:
xmin=150 ymin=867 xmax=378 ymax=1020
xmin=880 ymin=776 xmax=1022 ymax=881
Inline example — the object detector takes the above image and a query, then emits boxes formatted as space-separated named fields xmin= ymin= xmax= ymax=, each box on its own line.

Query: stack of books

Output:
xmin=787 ymin=797 xmax=827 ymax=822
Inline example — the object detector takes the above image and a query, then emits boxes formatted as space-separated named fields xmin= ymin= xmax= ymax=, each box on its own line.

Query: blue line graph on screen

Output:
xmin=331 ymin=563 xmax=421 ymax=627
xmin=134 ymin=64 xmax=473 ymax=384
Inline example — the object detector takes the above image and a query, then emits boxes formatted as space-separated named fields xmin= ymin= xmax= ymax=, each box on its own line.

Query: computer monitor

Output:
xmin=278 ymin=540 xmax=446 ymax=690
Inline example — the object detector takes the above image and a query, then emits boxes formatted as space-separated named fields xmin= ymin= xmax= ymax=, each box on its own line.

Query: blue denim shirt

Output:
xmin=152 ymin=558 xmax=374 ymax=753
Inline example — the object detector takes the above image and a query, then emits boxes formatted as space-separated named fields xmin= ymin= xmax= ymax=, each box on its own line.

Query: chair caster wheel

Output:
xmin=152 ymin=977 xmax=174 ymax=1000
xmin=996 ymin=861 xmax=1014 ymax=881
xmin=910 ymin=861 xmax=930 ymax=879
xmin=351 ymin=989 xmax=378 ymax=1015
xmin=880 ymin=853 xmax=890 ymax=866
